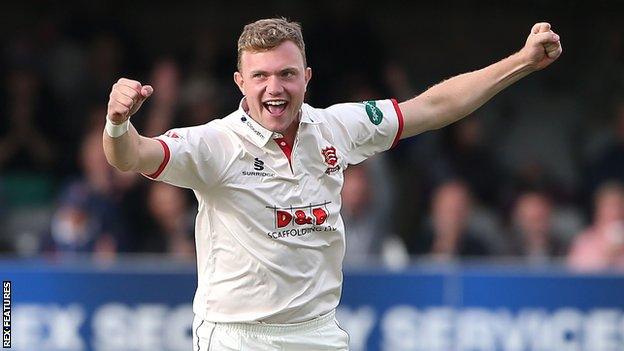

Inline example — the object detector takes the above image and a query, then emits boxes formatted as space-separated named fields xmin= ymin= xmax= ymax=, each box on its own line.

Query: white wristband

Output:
xmin=105 ymin=117 xmax=130 ymax=138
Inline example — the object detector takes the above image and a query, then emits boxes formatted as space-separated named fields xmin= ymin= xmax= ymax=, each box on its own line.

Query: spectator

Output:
xmin=407 ymin=180 xmax=490 ymax=261
xmin=507 ymin=190 xmax=566 ymax=263
xmin=84 ymin=32 xmax=125 ymax=104
xmin=432 ymin=115 xmax=507 ymax=207
xmin=85 ymin=105 xmax=151 ymax=253
xmin=142 ymin=58 xmax=182 ymax=137
xmin=180 ymin=74 xmax=222 ymax=126
xmin=40 ymin=130 xmax=127 ymax=259
xmin=342 ymin=159 xmax=407 ymax=267
xmin=141 ymin=182 xmax=195 ymax=260
xmin=42 ymin=182 xmax=121 ymax=260
xmin=583 ymin=98 xmax=624 ymax=200
xmin=568 ymin=181 xmax=624 ymax=271
xmin=493 ymin=85 xmax=584 ymax=199
xmin=0 ymin=67 xmax=59 ymax=173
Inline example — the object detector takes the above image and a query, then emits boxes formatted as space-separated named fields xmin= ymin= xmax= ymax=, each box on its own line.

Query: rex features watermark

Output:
xmin=2 ymin=281 xmax=10 ymax=348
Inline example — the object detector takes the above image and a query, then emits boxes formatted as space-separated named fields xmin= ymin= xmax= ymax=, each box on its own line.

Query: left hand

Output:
xmin=521 ymin=22 xmax=563 ymax=71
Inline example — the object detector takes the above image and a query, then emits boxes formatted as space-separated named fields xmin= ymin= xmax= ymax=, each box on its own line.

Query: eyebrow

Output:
xmin=249 ymin=67 xmax=299 ymax=76
xmin=249 ymin=70 xmax=268 ymax=76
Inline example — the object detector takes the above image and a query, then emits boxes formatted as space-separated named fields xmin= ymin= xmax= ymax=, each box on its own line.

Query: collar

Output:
xmin=236 ymin=98 xmax=273 ymax=147
xmin=235 ymin=98 xmax=320 ymax=147
xmin=300 ymin=103 xmax=321 ymax=125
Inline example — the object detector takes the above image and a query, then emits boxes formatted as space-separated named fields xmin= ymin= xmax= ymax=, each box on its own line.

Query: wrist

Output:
xmin=105 ymin=116 xmax=130 ymax=138
xmin=500 ymin=51 xmax=537 ymax=84
xmin=514 ymin=49 xmax=539 ymax=73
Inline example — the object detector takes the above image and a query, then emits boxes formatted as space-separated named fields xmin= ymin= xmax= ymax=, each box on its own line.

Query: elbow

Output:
xmin=112 ymin=163 xmax=135 ymax=173
xmin=104 ymin=154 xmax=136 ymax=173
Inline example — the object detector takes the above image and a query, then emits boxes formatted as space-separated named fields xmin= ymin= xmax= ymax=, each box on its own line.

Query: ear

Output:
xmin=234 ymin=71 xmax=245 ymax=95
xmin=304 ymin=67 xmax=312 ymax=92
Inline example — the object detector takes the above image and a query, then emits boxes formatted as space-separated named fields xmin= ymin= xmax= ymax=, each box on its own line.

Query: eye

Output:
xmin=282 ymin=71 xmax=295 ymax=78
xmin=252 ymin=73 xmax=266 ymax=79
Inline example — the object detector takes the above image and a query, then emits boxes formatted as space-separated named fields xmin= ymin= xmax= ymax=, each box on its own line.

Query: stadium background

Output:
xmin=1 ymin=1 xmax=623 ymax=350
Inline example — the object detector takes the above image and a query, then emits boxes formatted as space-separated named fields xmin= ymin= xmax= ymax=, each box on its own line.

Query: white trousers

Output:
xmin=192 ymin=310 xmax=349 ymax=350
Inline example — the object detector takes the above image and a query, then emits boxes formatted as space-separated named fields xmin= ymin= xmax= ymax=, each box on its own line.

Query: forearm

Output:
xmin=103 ymin=122 xmax=165 ymax=175
xmin=103 ymin=122 xmax=141 ymax=172
xmin=400 ymin=51 xmax=534 ymax=136
xmin=431 ymin=52 xmax=531 ymax=123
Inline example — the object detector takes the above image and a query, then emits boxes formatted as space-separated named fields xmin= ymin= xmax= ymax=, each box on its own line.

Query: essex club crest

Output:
xmin=321 ymin=146 xmax=340 ymax=174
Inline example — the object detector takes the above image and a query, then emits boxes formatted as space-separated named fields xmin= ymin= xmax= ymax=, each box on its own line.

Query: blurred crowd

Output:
xmin=1 ymin=2 xmax=623 ymax=271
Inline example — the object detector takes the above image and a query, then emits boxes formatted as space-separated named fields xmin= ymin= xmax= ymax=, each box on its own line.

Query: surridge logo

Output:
xmin=242 ymin=157 xmax=274 ymax=177
xmin=321 ymin=146 xmax=340 ymax=175
xmin=254 ymin=158 xmax=264 ymax=171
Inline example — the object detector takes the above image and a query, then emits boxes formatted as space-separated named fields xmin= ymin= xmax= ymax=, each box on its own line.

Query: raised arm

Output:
xmin=399 ymin=22 xmax=562 ymax=138
xmin=103 ymin=78 xmax=164 ymax=174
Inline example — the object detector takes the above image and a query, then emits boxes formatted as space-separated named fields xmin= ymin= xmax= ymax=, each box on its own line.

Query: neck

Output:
xmin=281 ymin=119 xmax=299 ymax=146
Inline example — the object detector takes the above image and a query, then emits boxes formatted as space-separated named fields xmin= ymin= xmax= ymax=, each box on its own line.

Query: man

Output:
xmin=103 ymin=18 xmax=561 ymax=350
xmin=509 ymin=189 xmax=566 ymax=263
xmin=408 ymin=179 xmax=491 ymax=260
xmin=568 ymin=181 xmax=624 ymax=271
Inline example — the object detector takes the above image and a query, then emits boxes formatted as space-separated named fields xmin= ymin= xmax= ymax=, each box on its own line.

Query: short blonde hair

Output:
xmin=237 ymin=17 xmax=306 ymax=71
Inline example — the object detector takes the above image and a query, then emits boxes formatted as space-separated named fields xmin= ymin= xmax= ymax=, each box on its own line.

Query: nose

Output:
xmin=266 ymin=75 xmax=283 ymax=96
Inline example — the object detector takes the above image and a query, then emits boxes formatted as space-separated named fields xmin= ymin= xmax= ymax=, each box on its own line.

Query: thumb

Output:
xmin=140 ymin=85 xmax=154 ymax=99
xmin=129 ymin=85 xmax=153 ymax=116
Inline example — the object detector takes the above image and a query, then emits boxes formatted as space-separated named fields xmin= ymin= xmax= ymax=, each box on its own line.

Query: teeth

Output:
xmin=265 ymin=101 xmax=286 ymax=106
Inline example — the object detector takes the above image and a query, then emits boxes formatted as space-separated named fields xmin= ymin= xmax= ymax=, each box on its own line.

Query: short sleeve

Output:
xmin=143 ymin=123 xmax=233 ymax=191
xmin=323 ymin=99 xmax=404 ymax=165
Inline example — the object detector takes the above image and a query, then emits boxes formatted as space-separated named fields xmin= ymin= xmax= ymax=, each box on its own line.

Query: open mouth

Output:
xmin=263 ymin=100 xmax=288 ymax=117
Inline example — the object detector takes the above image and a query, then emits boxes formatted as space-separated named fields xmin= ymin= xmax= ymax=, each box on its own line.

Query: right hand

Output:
xmin=520 ymin=22 xmax=562 ymax=72
xmin=107 ymin=78 xmax=154 ymax=124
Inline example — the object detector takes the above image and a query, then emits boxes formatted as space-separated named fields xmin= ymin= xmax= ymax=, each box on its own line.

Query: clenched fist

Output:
xmin=107 ymin=78 xmax=154 ymax=124
xmin=521 ymin=22 xmax=563 ymax=71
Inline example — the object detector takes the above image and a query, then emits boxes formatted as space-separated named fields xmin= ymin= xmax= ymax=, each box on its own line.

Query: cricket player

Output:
xmin=103 ymin=18 xmax=561 ymax=350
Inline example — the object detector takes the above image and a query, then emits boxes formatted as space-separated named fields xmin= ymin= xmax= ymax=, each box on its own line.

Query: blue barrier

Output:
xmin=2 ymin=259 xmax=624 ymax=351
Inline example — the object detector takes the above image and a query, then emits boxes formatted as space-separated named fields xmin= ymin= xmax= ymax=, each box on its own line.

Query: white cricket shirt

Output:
xmin=145 ymin=98 xmax=404 ymax=323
